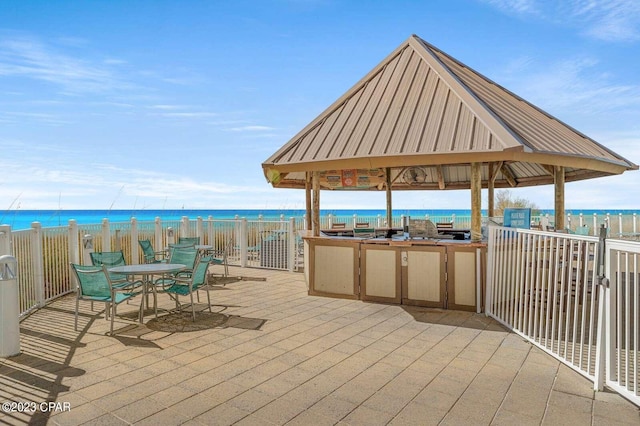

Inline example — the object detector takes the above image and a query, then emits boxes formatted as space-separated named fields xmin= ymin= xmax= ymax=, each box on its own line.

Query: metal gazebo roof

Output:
xmin=262 ymin=35 xmax=637 ymax=191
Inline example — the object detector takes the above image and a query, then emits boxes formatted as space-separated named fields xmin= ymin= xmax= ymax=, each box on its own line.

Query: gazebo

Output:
xmin=263 ymin=34 xmax=637 ymax=241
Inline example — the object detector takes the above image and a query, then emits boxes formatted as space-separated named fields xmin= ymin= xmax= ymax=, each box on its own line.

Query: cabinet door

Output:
xmin=447 ymin=246 xmax=485 ymax=311
xmin=361 ymin=244 xmax=401 ymax=303
xmin=401 ymin=246 xmax=446 ymax=308
xmin=308 ymin=239 xmax=360 ymax=299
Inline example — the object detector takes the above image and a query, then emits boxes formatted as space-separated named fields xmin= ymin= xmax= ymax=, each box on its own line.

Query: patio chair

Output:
xmin=138 ymin=239 xmax=166 ymax=264
xmin=575 ymin=226 xmax=590 ymax=236
xmin=178 ymin=237 xmax=200 ymax=246
xmin=90 ymin=250 xmax=130 ymax=281
xmin=167 ymin=247 xmax=198 ymax=278
xmin=70 ymin=263 xmax=143 ymax=335
xmin=211 ymin=238 xmax=234 ymax=278
xmin=161 ymin=256 xmax=213 ymax=321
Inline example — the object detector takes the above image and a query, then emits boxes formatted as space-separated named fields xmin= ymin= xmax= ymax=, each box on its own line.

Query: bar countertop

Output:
xmin=299 ymin=230 xmax=487 ymax=248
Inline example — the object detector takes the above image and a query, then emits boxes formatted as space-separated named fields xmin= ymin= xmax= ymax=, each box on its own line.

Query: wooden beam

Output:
xmin=488 ymin=163 xmax=495 ymax=218
xmin=500 ymin=163 xmax=517 ymax=187
xmin=305 ymin=172 xmax=312 ymax=231
xmin=386 ymin=168 xmax=393 ymax=228
xmin=490 ymin=161 xmax=502 ymax=182
xmin=436 ymin=165 xmax=445 ymax=190
xmin=390 ymin=167 xmax=407 ymax=186
xmin=471 ymin=162 xmax=482 ymax=242
xmin=312 ymin=171 xmax=320 ymax=236
xmin=554 ymin=166 xmax=565 ymax=231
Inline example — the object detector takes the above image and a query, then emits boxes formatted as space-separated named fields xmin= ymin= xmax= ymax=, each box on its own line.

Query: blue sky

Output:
xmin=1 ymin=0 xmax=639 ymax=211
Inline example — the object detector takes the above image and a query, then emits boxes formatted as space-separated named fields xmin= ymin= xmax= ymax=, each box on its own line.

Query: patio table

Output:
xmin=108 ymin=263 xmax=186 ymax=321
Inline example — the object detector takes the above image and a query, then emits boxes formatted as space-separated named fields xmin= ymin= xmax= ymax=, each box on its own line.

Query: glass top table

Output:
xmin=108 ymin=263 xmax=186 ymax=321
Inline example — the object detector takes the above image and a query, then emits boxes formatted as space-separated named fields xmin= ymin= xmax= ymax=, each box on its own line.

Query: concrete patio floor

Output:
xmin=1 ymin=267 xmax=638 ymax=425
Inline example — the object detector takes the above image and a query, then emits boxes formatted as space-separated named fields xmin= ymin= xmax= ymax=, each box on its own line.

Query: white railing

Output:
xmin=487 ymin=225 xmax=640 ymax=406
xmin=486 ymin=226 xmax=601 ymax=381
xmin=600 ymin=239 xmax=640 ymax=405
xmin=0 ymin=216 xmax=302 ymax=317
xmin=534 ymin=212 xmax=639 ymax=238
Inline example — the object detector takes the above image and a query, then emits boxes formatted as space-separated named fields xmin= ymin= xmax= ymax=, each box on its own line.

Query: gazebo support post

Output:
xmin=554 ymin=166 xmax=565 ymax=231
xmin=488 ymin=162 xmax=499 ymax=218
xmin=471 ymin=162 xmax=482 ymax=242
xmin=305 ymin=172 xmax=312 ymax=231
xmin=385 ymin=168 xmax=392 ymax=228
xmin=312 ymin=171 xmax=320 ymax=236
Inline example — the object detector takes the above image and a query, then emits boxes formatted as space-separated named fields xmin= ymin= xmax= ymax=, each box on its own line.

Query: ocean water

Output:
xmin=2 ymin=209 xmax=639 ymax=231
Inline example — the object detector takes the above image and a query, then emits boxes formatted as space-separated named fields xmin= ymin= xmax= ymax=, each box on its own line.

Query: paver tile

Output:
xmin=2 ymin=268 xmax=637 ymax=426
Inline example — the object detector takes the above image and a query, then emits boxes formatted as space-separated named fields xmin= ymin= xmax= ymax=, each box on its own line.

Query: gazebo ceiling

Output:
xmin=263 ymin=35 xmax=637 ymax=190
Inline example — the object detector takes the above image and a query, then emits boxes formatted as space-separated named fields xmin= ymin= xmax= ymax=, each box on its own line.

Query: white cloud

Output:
xmin=148 ymin=104 xmax=191 ymax=110
xmin=226 ymin=125 xmax=275 ymax=132
xmin=497 ymin=55 xmax=640 ymax=117
xmin=481 ymin=0 xmax=540 ymax=15
xmin=151 ymin=111 xmax=219 ymax=119
xmin=0 ymin=156 xmax=264 ymax=210
xmin=568 ymin=0 xmax=640 ymax=41
xmin=0 ymin=35 xmax=130 ymax=94
xmin=480 ymin=0 xmax=640 ymax=41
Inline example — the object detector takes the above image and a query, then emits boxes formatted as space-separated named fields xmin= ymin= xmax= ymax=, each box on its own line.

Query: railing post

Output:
xmin=288 ymin=218 xmax=295 ymax=272
xmin=0 ymin=225 xmax=11 ymax=256
xmin=181 ymin=216 xmax=189 ymax=238
xmin=451 ymin=213 xmax=456 ymax=227
xmin=102 ymin=219 xmax=110 ymax=252
xmin=207 ymin=216 xmax=214 ymax=247
xmin=166 ymin=227 xmax=175 ymax=246
xmin=68 ymin=220 xmax=79 ymax=266
xmin=567 ymin=213 xmax=571 ymax=231
xmin=634 ymin=213 xmax=637 ymax=234
xmin=82 ymin=234 xmax=94 ymax=266
xmin=377 ymin=214 xmax=382 ymax=228
xmin=579 ymin=213 xmax=584 ymax=228
xmin=593 ymin=213 xmax=598 ymax=236
xmin=196 ymin=217 xmax=204 ymax=241
xmin=0 ymin=253 xmax=21 ymax=357
xmin=31 ymin=222 xmax=45 ymax=307
xmin=484 ymin=226 xmax=494 ymax=317
xmin=594 ymin=224 xmax=609 ymax=391
xmin=154 ymin=217 xmax=163 ymax=251
xmin=240 ymin=218 xmax=248 ymax=268
xmin=352 ymin=214 xmax=357 ymax=228
xmin=618 ymin=213 xmax=623 ymax=237
xmin=131 ymin=218 xmax=139 ymax=264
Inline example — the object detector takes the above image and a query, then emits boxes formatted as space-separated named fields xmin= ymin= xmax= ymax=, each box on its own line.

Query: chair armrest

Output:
xmin=112 ymin=279 xmax=144 ymax=291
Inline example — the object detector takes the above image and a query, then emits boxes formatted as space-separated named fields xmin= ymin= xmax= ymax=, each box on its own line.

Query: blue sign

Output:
xmin=503 ymin=208 xmax=531 ymax=229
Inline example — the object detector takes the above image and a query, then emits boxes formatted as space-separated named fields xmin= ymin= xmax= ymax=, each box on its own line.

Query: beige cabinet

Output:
xmin=305 ymin=237 xmax=486 ymax=311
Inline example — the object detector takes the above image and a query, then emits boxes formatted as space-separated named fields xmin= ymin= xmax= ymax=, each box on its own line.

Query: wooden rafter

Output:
xmin=490 ymin=161 xmax=502 ymax=183
xmin=500 ymin=163 xmax=517 ymax=187
xmin=541 ymin=164 xmax=555 ymax=175
xmin=436 ymin=165 xmax=445 ymax=190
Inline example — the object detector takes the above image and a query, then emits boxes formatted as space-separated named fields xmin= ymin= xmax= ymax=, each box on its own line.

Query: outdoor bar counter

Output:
xmin=301 ymin=231 xmax=486 ymax=312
